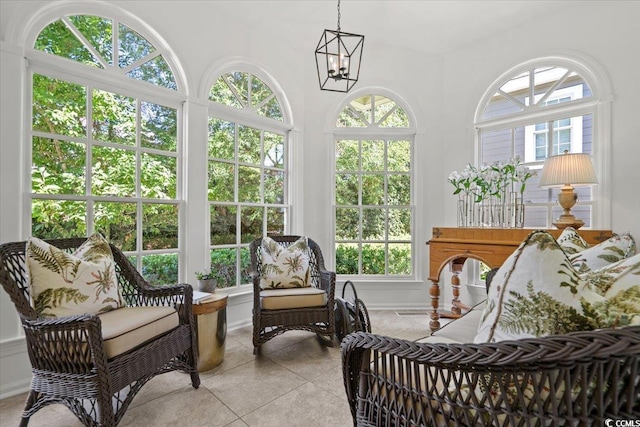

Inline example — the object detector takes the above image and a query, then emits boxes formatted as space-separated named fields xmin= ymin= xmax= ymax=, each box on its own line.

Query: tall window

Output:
xmin=334 ymin=94 xmax=414 ymax=276
xmin=30 ymin=14 xmax=183 ymax=285
xmin=208 ymin=71 xmax=288 ymax=288
xmin=477 ymin=64 xmax=597 ymax=228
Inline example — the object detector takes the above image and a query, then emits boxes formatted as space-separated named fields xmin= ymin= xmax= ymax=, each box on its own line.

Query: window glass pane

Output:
xmin=388 ymin=175 xmax=410 ymax=205
xmin=361 ymin=140 xmax=384 ymax=171
xmin=94 ymin=202 xmax=136 ymax=250
xmin=266 ymin=207 xmax=285 ymax=235
xmin=227 ymin=72 xmax=249 ymax=106
xmin=336 ymin=208 xmax=359 ymax=240
xmin=362 ymin=175 xmax=384 ymax=205
xmin=387 ymin=140 xmax=410 ymax=172
xmin=142 ymin=253 xmax=178 ymax=286
xmin=238 ymin=166 xmax=260 ymax=202
xmin=388 ymin=208 xmax=411 ymax=240
xmin=32 ymin=138 xmax=86 ymax=195
xmin=210 ymin=248 xmax=237 ymax=288
xmin=373 ymin=96 xmax=395 ymax=124
xmin=211 ymin=205 xmax=237 ymax=245
xmin=336 ymin=140 xmax=359 ymax=171
xmin=240 ymin=206 xmax=263 ymax=243
xmin=118 ymin=23 xmax=155 ymax=69
xmin=250 ymin=75 xmax=271 ymax=108
xmin=362 ymin=208 xmax=384 ymax=240
xmin=69 ymin=15 xmax=113 ymax=65
xmin=127 ymin=56 xmax=177 ymax=90
xmin=92 ymin=90 xmax=136 ymax=145
xmin=141 ymin=102 xmax=177 ymax=151
xmin=208 ymin=161 xmax=234 ymax=202
xmin=35 ymin=19 xmax=102 ymax=68
xmin=336 ymin=243 xmax=358 ymax=274
xmin=337 ymin=107 xmax=367 ymax=127
xmin=380 ymin=106 xmax=409 ymax=127
xmin=238 ymin=125 xmax=261 ymax=164
xmin=141 ymin=153 xmax=176 ymax=199
xmin=336 ymin=174 xmax=359 ymax=205
xmin=209 ymin=76 xmax=242 ymax=108
xmin=33 ymin=75 xmax=87 ymax=137
xmin=92 ymin=146 xmax=135 ymax=197
xmin=31 ymin=199 xmax=87 ymax=238
xmin=142 ymin=203 xmax=178 ymax=249
xmin=362 ymin=243 xmax=384 ymax=274
xmin=209 ymin=118 xmax=235 ymax=160
xmin=257 ymin=97 xmax=283 ymax=121
xmin=388 ymin=243 xmax=411 ymax=275
xmin=240 ymin=247 xmax=251 ymax=285
xmin=263 ymin=132 xmax=284 ymax=168
xmin=264 ymin=170 xmax=284 ymax=204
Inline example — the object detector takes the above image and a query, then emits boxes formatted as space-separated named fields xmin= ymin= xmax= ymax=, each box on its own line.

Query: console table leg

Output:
xmin=429 ymin=280 xmax=441 ymax=331
xmin=450 ymin=260 xmax=464 ymax=316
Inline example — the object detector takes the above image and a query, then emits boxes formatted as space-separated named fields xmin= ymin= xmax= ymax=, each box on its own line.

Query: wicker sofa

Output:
xmin=342 ymin=303 xmax=640 ymax=426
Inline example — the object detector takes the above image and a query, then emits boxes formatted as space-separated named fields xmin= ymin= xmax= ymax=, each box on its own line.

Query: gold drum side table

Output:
xmin=192 ymin=294 xmax=228 ymax=372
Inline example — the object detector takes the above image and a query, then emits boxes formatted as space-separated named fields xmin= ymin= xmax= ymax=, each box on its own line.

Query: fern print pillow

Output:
xmin=26 ymin=233 xmax=123 ymax=317
xmin=259 ymin=236 xmax=311 ymax=289
xmin=569 ymin=232 xmax=636 ymax=274
xmin=556 ymin=226 xmax=589 ymax=255
xmin=475 ymin=230 xmax=603 ymax=343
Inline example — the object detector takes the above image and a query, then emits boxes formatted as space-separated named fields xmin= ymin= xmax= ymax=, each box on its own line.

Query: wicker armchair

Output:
xmin=341 ymin=327 xmax=640 ymax=426
xmin=249 ymin=235 xmax=336 ymax=354
xmin=0 ymin=238 xmax=200 ymax=427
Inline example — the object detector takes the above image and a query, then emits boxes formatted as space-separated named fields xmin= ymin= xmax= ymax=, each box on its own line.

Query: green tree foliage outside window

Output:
xmin=334 ymin=95 xmax=413 ymax=276
xmin=208 ymin=72 xmax=287 ymax=287
xmin=31 ymin=15 xmax=181 ymax=285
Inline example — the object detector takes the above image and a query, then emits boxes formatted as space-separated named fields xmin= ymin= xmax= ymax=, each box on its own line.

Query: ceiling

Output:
xmin=208 ymin=0 xmax=575 ymax=55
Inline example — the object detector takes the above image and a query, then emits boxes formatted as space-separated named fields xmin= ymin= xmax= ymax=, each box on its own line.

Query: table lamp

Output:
xmin=538 ymin=151 xmax=598 ymax=229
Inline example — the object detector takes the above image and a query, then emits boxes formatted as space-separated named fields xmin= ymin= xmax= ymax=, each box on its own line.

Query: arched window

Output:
xmin=207 ymin=70 xmax=290 ymax=288
xmin=475 ymin=58 xmax=609 ymax=228
xmin=30 ymin=13 xmax=184 ymax=285
xmin=333 ymin=93 xmax=415 ymax=277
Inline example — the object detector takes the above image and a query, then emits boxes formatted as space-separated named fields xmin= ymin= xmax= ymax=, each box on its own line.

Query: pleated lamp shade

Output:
xmin=538 ymin=152 xmax=598 ymax=188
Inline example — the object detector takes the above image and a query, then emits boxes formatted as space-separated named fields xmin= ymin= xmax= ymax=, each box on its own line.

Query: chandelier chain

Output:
xmin=337 ymin=0 xmax=341 ymax=32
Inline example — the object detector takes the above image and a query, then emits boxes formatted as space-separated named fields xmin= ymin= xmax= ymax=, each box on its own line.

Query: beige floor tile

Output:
xmin=129 ymin=370 xmax=196 ymax=408
xmin=199 ymin=357 xmax=306 ymax=417
xmin=241 ymin=382 xmax=353 ymax=427
xmin=267 ymin=336 xmax=341 ymax=382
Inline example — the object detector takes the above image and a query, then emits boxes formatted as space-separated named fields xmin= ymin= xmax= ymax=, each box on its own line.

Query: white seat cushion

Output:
xmin=99 ymin=306 xmax=179 ymax=358
xmin=260 ymin=287 xmax=327 ymax=310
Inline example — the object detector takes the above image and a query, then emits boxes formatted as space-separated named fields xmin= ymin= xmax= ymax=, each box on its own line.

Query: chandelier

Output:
xmin=315 ymin=0 xmax=365 ymax=93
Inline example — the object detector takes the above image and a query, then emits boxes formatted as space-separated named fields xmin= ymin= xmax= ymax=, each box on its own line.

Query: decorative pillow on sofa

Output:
xmin=26 ymin=233 xmax=123 ymax=317
xmin=475 ymin=230 xmax=603 ymax=343
xmin=260 ymin=236 xmax=311 ymax=289
xmin=556 ymin=226 xmax=589 ymax=255
xmin=581 ymin=253 xmax=640 ymax=326
xmin=569 ymin=232 xmax=636 ymax=274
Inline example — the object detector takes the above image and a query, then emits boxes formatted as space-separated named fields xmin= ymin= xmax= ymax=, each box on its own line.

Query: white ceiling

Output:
xmin=208 ymin=0 xmax=575 ymax=55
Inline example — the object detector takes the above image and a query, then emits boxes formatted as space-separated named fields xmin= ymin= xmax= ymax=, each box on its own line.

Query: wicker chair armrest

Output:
xmin=22 ymin=314 xmax=108 ymax=373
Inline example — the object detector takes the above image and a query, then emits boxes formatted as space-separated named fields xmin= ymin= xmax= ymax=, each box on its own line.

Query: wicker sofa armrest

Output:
xmin=342 ymin=327 xmax=640 ymax=426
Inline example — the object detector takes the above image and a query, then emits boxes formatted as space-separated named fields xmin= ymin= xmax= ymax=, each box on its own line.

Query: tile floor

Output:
xmin=0 ymin=310 xmax=435 ymax=427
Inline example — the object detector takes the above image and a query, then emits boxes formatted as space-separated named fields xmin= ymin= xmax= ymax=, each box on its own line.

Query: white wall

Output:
xmin=1 ymin=0 xmax=639 ymax=398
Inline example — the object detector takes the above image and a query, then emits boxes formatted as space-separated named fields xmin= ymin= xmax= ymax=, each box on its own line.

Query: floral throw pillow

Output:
xmin=26 ymin=233 xmax=123 ymax=317
xmin=569 ymin=232 xmax=636 ymax=274
xmin=556 ymin=226 xmax=589 ymax=255
xmin=259 ymin=236 xmax=311 ymax=289
xmin=474 ymin=230 xmax=603 ymax=343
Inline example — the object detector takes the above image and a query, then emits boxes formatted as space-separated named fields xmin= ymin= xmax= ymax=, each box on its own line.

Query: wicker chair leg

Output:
xmin=19 ymin=390 xmax=36 ymax=427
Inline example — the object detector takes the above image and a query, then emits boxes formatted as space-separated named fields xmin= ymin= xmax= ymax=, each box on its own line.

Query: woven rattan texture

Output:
xmin=0 ymin=238 xmax=200 ymax=427
xmin=249 ymin=236 xmax=336 ymax=353
xmin=342 ymin=328 xmax=640 ymax=426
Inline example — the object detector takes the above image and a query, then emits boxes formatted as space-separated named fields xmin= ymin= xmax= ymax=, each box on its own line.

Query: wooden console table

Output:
xmin=426 ymin=227 xmax=613 ymax=331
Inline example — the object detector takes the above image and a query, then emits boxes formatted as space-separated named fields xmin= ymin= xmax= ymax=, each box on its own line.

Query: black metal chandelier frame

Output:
xmin=315 ymin=0 xmax=365 ymax=93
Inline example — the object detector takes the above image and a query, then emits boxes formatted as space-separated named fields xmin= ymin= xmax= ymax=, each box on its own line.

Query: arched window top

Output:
xmin=337 ymin=94 xmax=410 ymax=128
xmin=479 ymin=64 xmax=595 ymax=123
xmin=34 ymin=14 xmax=177 ymax=90
xmin=209 ymin=71 xmax=283 ymax=122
